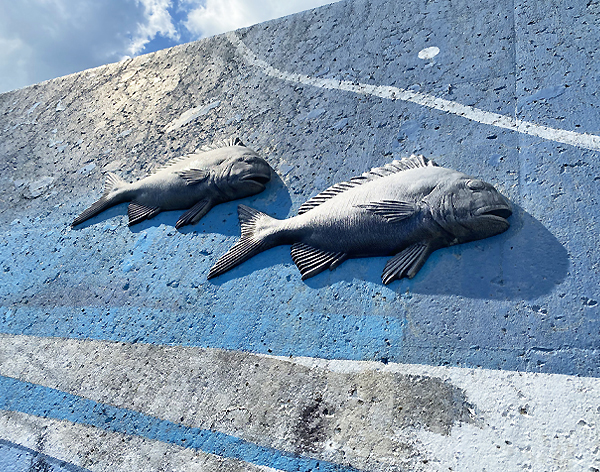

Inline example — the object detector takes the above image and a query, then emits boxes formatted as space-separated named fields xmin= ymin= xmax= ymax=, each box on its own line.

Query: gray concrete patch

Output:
xmin=0 ymin=335 xmax=475 ymax=470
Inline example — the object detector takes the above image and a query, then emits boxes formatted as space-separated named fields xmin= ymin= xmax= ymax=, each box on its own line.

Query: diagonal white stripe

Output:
xmin=0 ymin=410 xmax=281 ymax=472
xmin=0 ymin=334 xmax=599 ymax=471
xmin=226 ymin=32 xmax=600 ymax=153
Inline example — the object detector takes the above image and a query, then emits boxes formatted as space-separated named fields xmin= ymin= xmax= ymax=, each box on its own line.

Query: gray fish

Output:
xmin=72 ymin=137 xmax=272 ymax=228
xmin=208 ymin=155 xmax=512 ymax=284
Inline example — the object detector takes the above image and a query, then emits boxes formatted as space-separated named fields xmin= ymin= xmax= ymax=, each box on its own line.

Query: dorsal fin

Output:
xmin=152 ymin=155 xmax=191 ymax=174
xmin=200 ymin=136 xmax=245 ymax=152
xmin=152 ymin=136 xmax=246 ymax=174
xmin=102 ymin=172 xmax=127 ymax=197
xmin=298 ymin=155 xmax=436 ymax=215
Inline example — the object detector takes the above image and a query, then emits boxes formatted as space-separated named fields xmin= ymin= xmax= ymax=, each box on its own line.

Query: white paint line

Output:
xmin=225 ymin=32 xmax=600 ymax=152
xmin=0 ymin=410 xmax=281 ymax=472
xmin=165 ymin=100 xmax=221 ymax=133
xmin=1 ymin=334 xmax=599 ymax=471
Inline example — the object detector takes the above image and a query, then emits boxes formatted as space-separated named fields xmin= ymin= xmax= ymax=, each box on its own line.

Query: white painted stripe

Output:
xmin=0 ymin=334 xmax=598 ymax=472
xmin=271 ymin=354 xmax=600 ymax=471
xmin=225 ymin=32 xmax=600 ymax=153
xmin=0 ymin=410 xmax=281 ymax=472
xmin=165 ymin=101 xmax=221 ymax=133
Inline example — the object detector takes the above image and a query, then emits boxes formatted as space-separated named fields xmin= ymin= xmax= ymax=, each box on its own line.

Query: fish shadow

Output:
xmin=208 ymin=246 xmax=293 ymax=285
xmin=70 ymin=202 xmax=181 ymax=232
xmin=176 ymin=172 xmax=292 ymax=236
xmin=294 ymin=205 xmax=568 ymax=301
xmin=408 ymin=205 xmax=568 ymax=300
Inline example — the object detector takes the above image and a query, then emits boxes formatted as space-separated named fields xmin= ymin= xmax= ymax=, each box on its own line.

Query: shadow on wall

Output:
xmin=213 ymin=204 xmax=568 ymax=301
xmin=0 ymin=439 xmax=89 ymax=472
xmin=408 ymin=205 xmax=568 ymax=300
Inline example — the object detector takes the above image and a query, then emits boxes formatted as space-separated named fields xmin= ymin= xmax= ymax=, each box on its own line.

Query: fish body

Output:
xmin=208 ymin=155 xmax=512 ymax=284
xmin=72 ymin=137 xmax=272 ymax=228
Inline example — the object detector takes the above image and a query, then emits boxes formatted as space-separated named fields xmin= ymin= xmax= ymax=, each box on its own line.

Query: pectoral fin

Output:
xmin=128 ymin=202 xmax=161 ymax=226
xmin=177 ymin=169 xmax=209 ymax=185
xmin=357 ymin=200 xmax=418 ymax=223
xmin=382 ymin=242 xmax=431 ymax=284
xmin=175 ymin=198 xmax=213 ymax=229
xmin=291 ymin=243 xmax=347 ymax=280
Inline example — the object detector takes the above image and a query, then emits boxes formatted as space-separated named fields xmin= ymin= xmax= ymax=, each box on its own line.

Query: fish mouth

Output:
xmin=475 ymin=204 xmax=513 ymax=220
xmin=240 ymin=172 xmax=271 ymax=186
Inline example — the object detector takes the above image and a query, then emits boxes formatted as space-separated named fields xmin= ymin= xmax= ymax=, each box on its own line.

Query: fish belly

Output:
xmin=285 ymin=176 xmax=437 ymax=256
xmin=132 ymin=173 xmax=209 ymax=211
xmin=286 ymin=205 xmax=414 ymax=257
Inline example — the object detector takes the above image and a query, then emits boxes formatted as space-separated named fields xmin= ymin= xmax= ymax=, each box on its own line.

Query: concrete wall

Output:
xmin=0 ymin=0 xmax=599 ymax=470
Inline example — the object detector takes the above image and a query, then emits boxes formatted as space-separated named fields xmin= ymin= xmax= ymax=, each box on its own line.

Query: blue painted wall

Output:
xmin=1 ymin=0 xmax=600 ymax=469
xmin=2 ymin=0 xmax=598 ymax=378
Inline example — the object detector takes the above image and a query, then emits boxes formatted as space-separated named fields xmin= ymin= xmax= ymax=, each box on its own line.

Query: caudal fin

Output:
xmin=71 ymin=172 xmax=127 ymax=226
xmin=208 ymin=204 xmax=278 ymax=279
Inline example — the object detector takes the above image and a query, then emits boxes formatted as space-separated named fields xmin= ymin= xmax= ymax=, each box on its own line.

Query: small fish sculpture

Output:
xmin=72 ymin=137 xmax=272 ymax=228
xmin=208 ymin=155 xmax=512 ymax=284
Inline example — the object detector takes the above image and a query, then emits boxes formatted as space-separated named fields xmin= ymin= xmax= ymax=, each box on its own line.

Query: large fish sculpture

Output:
xmin=72 ymin=137 xmax=272 ymax=229
xmin=208 ymin=155 xmax=512 ymax=284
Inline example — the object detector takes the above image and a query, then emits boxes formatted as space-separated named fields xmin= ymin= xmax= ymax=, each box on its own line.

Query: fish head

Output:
xmin=219 ymin=150 xmax=272 ymax=199
xmin=428 ymin=173 xmax=512 ymax=245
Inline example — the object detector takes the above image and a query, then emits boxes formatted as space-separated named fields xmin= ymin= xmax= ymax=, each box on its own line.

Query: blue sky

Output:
xmin=0 ymin=0 xmax=339 ymax=94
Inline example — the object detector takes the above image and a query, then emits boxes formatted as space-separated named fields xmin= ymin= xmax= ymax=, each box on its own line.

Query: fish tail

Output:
xmin=71 ymin=172 xmax=128 ymax=226
xmin=208 ymin=204 xmax=280 ymax=279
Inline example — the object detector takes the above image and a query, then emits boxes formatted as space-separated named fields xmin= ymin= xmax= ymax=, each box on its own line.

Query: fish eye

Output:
xmin=466 ymin=179 xmax=486 ymax=191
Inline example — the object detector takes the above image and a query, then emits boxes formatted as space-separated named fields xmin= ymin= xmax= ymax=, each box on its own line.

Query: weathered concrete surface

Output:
xmin=0 ymin=0 xmax=599 ymax=470
xmin=0 ymin=412 xmax=279 ymax=472
xmin=1 ymin=334 xmax=599 ymax=471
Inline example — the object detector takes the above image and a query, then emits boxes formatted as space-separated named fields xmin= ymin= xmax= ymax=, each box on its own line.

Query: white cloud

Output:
xmin=128 ymin=0 xmax=179 ymax=56
xmin=0 ymin=0 xmax=340 ymax=94
xmin=183 ymin=0 xmax=337 ymax=38
xmin=0 ymin=0 xmax=143 ymax=93
xmin=0 ymin=37 xmax=32 ymax=94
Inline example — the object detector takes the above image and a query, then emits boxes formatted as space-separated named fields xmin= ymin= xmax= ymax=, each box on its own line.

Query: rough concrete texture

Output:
xmin=0 ymin=0 xmax=599 ymax=470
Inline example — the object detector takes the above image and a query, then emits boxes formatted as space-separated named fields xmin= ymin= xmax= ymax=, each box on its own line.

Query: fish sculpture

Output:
xmin=208 ymin=155 xmax=512 ymax=284
xmin=72 ymin=137 xmax=272 ymax=229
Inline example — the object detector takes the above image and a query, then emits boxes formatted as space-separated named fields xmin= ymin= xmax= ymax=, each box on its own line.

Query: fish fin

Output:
xmin=290 ymin=243 xmax=347 ymax=280
xmin=329 ymin=253 xmax=349 ymax=271
xmin=127 ymin=202 xmax=161 ymax=226
xmin=208 ymin=204 xmax=276 ymax=279
xmin=177 ymin=168 xmax=209 ymax=185
xmin=103 ymin=172 xmax=127 ymax=196
xmin=298 ymin=155 xmax=436 ymax=215
xmin=152 ymin=155 xmax=191 ymax=173
xmin=72 ymin=196 xmax=110 ymax=227
xmin=175 ymin=198 xmax=213 ymax=229
xmin=357 ymin=200 xmax=418 ymax=223
xmin=200 ymin=136 xmax=245 ymax=152
xmin=153 ymin=137 xmax=245 ymax=174
xmin=381 ymin=242 xmax=431 ymax=284
xmin=71 ymin=173 xmax=127 ymax=226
